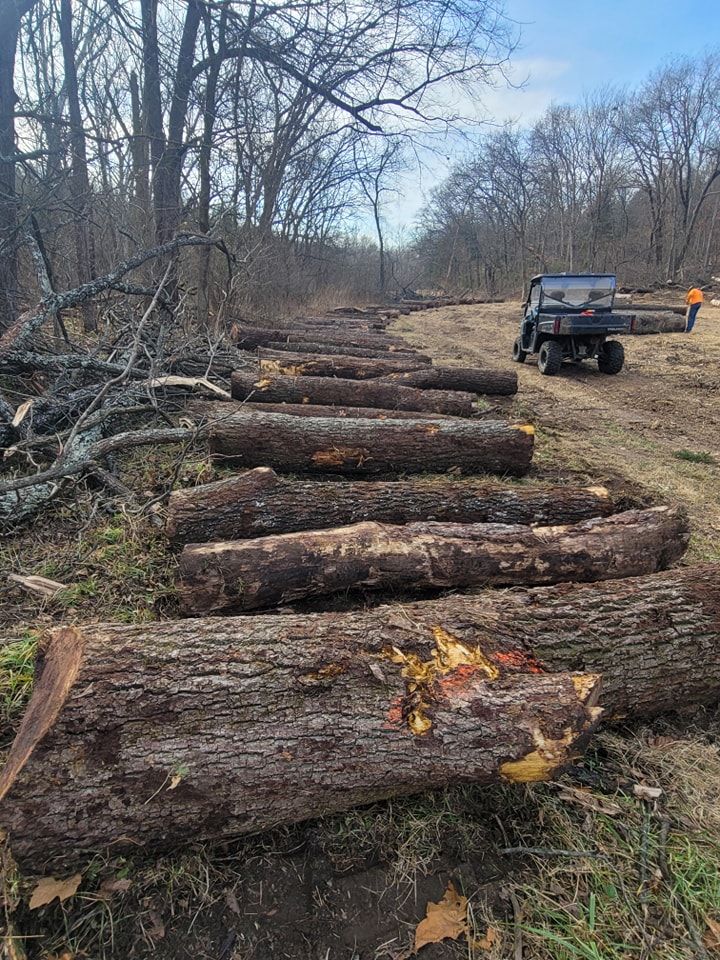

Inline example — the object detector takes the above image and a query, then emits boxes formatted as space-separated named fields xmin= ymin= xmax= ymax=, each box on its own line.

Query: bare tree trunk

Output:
xmin=59 ymin=0 xmax=97 ymax=332
xmin=0 ymin=0 xmax=37 ymax=330
xmin=177 ymin=507 xmax=687 ymax=613
xmin=166 ymin=466 xmax=614 ymax=546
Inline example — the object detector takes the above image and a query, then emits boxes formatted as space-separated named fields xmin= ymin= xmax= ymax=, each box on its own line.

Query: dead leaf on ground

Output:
xmin=471 ymin=926 xmax=498 ymax=950
xmin=146 ymin=910 xmax=166 ymax=941
xmin=11 ymin=399 xmax=34 ymax=427
xmin=225 ymin=888 xmax=241 ymax=915
xmin=703 ymin=917 xmax=720 ymax=952
xmin=633 ymin=783 xmax=663 ymax=802
xmin=98 ymin=877 xmax=132 ymax=898
xmin=558 ymin=787 xmax=622 ymax=817
xmin=414 ymin=881 xmax=468 ymax=953
xmin=29 ymin=873 xmax=82 ymax=909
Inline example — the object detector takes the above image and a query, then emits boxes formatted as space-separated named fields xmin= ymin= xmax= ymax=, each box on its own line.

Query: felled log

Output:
xmin=264 ymin=340 xmax=430 ymax=360
xmin=230 ymin=370 xmax=475 ymax=416
xmin=208 ymin=411 xmax=535 ymax=476
xmin=177 ymin=507 xmax=687 ymax=612
xmin=166 ymin=467 xmax=614 ymax=547
xmin=378 ymin=365 xmax=518 ymax=396
xmin=230 ymin=324 xmax=407 ymax=351
xmin=258 ymin=349 xmax=430 ymax=379
xmin=0 ymin=619 xmax=601 ymax=869
xmin=187 ymin=400 xmax=448 ymax=422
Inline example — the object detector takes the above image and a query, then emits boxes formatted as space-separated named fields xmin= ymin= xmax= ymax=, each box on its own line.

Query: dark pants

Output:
xmin=686 ymin=302 xmax=701 ymax=332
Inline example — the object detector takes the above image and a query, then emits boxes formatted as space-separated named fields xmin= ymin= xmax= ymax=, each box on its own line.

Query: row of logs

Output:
xmin=0 ymin=302 xmax=711 ymax=874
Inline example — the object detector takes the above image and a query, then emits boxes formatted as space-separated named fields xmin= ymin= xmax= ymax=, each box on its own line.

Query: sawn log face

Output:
xmin=176 ymin=507 xmax=688 ymax=612
xmin=165 ymin=467 xmax=614 ymax=546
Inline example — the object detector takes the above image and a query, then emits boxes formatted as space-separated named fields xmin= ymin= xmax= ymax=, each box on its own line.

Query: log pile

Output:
xmin=2 ymin=296 xmax=714 ymax=872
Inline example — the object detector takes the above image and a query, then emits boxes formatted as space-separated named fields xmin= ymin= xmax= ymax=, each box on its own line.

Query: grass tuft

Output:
xmin=673 ymin=449 xmax=716 ymax=465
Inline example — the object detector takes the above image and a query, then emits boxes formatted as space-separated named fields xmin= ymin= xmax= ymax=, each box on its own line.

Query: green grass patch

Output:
xmin=0 ymin=634 xmax=38 ymax=746
xmin=673 ymin=449 xmax=716 ymax=465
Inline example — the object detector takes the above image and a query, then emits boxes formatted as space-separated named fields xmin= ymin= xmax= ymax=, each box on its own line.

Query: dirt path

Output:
xmin=395 ymin=302 xmax=720 ymax=561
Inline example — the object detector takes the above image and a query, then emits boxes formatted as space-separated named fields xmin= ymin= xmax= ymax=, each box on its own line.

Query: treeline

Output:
xmin=414 ymin=54 xmax=720 ymax=295
xmin=0 ymin=0 xmax=514 ymax=330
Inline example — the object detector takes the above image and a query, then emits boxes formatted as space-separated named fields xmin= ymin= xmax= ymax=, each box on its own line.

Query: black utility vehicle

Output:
xmin=513 ymin=274 xmax=635 ymax=375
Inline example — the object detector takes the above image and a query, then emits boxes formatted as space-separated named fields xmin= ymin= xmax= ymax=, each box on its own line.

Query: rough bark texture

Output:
xmin=231 ymin=324 xmax=407 ymax=351
xmin=616 ymin=312 xmax=687 ymax=334
xmin=187 ymin=400 xmax=448 ymax=422
xmin=378 ymin=366 xmax=518 ymax=396
xmin=0 ymin=620 xmax=601 ymax=870
xmin=231 ymin=370 xmax=475 ymax=417
xmin=207 ymin=412 xmax=535 ymax=476
xmin=177 ymin=507 xmax=687 ymax=613
xmin=257 ymin=350 xmax=430 ymax=379
xmin=264 ymin=341 xmax=431 ymax=360
xmin=166 ymin=467 xmax=615 ymax=547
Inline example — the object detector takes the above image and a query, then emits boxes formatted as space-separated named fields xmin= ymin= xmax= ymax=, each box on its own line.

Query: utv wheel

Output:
xmin=537 ymin=341 xmax=563 ymax=376
xmin=598 ymin=340 xmax=624 ymax=375
xmin=512 ymin=337 xmax=527 ymax=363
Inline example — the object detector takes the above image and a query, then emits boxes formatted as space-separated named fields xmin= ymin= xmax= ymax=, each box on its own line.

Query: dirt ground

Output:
xmin=3 ymin=300 xmax=720 ymax=959
xmin=396 ymin=300 xmax=720 ymax=561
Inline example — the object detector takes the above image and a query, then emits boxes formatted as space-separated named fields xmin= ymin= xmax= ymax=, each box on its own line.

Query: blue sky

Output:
xmin=386 ymin=0 xmax=720 ymax=230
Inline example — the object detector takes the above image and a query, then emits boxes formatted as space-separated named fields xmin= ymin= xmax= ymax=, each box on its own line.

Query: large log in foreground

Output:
xmin=166 ymin=466 xmax=614 ymax=546
xmin=177 ymin=507 xmax=687 ymax=613
xmin=379 ymin=365 xmax=518 ymax=396
xmin=5 ymin=563 xmax=720 ymax=870
xmin=0 ymin=620 xmax=601 ymax=870
xmin=208 ymin=411 xmax=535 ymax=476
xmin=258 ymin=349 xmax=430 ymax=379
xmin=230 ymin=370 xmax=475 ymax=416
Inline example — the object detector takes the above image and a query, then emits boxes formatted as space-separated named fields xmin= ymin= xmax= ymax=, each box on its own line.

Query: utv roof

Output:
xmin=530 ymin=273 xmax=616 ymax=282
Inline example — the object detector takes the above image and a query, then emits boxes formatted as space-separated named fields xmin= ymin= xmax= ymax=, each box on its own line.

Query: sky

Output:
xmin=385 ymin=0 xmax=720 ymax=231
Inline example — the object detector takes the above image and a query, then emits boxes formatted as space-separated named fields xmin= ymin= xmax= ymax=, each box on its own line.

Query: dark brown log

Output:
xmin=378 ymin=365 xmax=518 ymax=396
xmin=264 ymin=340 xmax=431 ymax=360
xmin=187 ymin=400 xmax=448 ymax=421
xmin=177 ymin=507 xmax=687 ymax=613
xmin=0 ymin=619 xmax=601 ymax=869
xmin=230 ymin=324 xmax=407 ymax=351
xmin=208 ymin=411 xmax=535 ymax=476
xmin=258 ymin=349 xmax=430 ymax=379
xmin=231 ymin=370 xmax=475 ymax=416
xmin=619 ymin=313 xmax=687 ymax=334
xmin=166 ymin=467 xmax=614 ymax=547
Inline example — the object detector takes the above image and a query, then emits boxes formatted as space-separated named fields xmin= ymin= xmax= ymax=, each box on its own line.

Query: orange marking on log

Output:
xmin=493 ymin=650 xmax=545 ymax=674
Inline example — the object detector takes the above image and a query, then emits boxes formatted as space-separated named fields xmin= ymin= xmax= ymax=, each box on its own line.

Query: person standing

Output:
xmin=685 ymin=286 xmax=704 ymax=332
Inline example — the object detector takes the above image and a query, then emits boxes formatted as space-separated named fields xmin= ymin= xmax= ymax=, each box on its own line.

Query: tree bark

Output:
xmin=207 ymin=411 xmax=535 ymax=476
xmin=0 ymin=620 xmax=601 ymax=870
xmin=59 ymin=0 xmax=97 ymax=332
xmin=187 ymin=400 xmax=448 ymax=422
xmin=177 ymin=507 xmax=687 ymax=613
xmin=230 ymin=324 xmax=408 ymax=351
xmin=166 ymin=466 xmax=614 ymax=547
xmin=258 ymin=350 xmax=430 ymax=379
xmin=263 ymin=340 xmax=430 ymax=360
xmin=378 ymin=366 xmax=518 ymax=396
xmin=230 ymin=370 xmax=475 ymax=417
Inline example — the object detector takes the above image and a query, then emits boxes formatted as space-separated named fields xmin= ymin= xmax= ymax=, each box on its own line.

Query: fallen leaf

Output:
xmin=12 ymin=399 xmax=33 ymax=427
xmin=29 ymin=874 xmax=82 ymax=909
xmin=414 ymin=881 xmax=468 ymax=953
xmin=225 ymin=888 xmax=241 ymax=916
xmin=558 ymin=787 xmax=622 ymax=817
xmin=147 ymin=910 xmax=165 ymax=941
xmin=703 ymin=917 xmax=720 ymax=951
xmin=98 ymin=877 xmax=132 ymax=897
xmin=633 ymin=783 xmax=663 ymax=802
xmin=471 ymin=926 xmax=498 ymax=950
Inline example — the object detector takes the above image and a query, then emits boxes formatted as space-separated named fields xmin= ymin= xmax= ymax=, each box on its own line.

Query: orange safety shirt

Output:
xmin=686 ymin=288 xmax=704 ymax=305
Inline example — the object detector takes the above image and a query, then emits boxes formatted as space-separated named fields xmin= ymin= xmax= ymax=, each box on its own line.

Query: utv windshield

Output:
xmin=540 ymin=275 xmax=615 ymax=310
